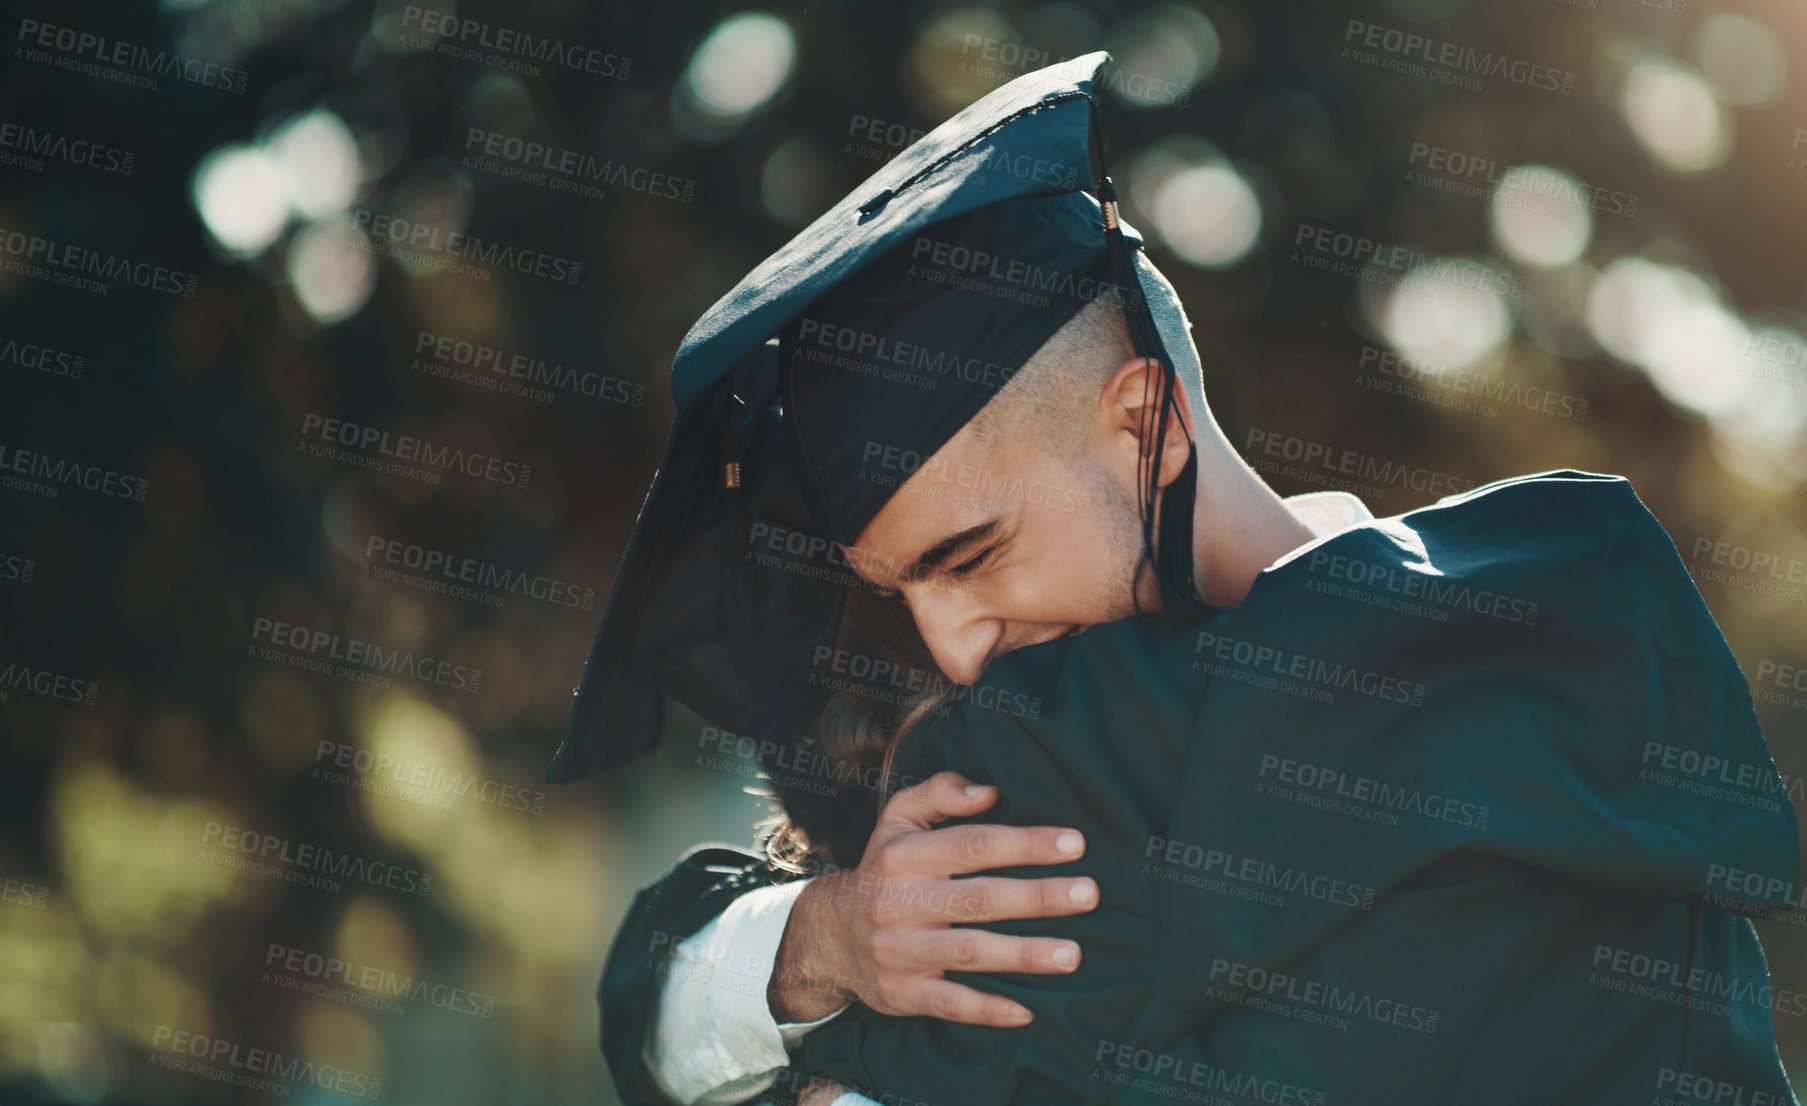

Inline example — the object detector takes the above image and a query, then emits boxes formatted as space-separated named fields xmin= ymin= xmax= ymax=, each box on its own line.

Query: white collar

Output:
xmin=1282 ymin=490 xmax=1374 ymax=541
xmin=1258 ymin=491 xmax=1374 ymax=575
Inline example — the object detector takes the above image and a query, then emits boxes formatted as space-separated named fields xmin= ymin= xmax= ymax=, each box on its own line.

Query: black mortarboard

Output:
xmin=548 ymin=51 xmax=1186 ymax=784
xmin=786 ymin=190 xmax=1134 ymax=542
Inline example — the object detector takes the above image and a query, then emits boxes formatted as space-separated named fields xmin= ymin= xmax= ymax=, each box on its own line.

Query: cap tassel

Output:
xmin=1090 ymin=94 xmax=1210 ymax=618
xmin=722 ymin=395 xmax=745 ymax=489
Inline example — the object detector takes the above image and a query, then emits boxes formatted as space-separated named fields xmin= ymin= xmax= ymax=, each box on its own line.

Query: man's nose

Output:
xmin=905 ymin=583 xmax=1002 ymax=687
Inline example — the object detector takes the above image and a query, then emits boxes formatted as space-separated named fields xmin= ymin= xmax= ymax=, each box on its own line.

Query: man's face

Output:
xmin=842 ymin=415 xmax=1145 ymax=686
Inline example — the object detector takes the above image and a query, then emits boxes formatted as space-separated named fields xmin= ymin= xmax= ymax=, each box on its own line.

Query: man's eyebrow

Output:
xmin=907 ymin=519 xmax=1000 ymax=579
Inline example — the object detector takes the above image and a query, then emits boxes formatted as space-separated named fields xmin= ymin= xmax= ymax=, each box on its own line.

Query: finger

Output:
xmin=875 ymin=927 xmax=1082 ymax=975
xmin=888 ymin=822 xmax=1087 ymax=877
xmin=884 ymin=977 xmax=1035 ymax=1026
xmin=876 ymin=874 xmax=1098 ymax=925
xmin=880 ymin=771 xmax=999 ymax=832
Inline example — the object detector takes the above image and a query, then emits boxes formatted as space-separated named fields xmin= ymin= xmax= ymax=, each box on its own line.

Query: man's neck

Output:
xmin=1188 ymin=457 xmax=1335 ymax=607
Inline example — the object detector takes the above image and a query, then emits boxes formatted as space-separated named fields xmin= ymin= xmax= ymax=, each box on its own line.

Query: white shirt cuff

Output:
xmin=644 ymin=877 xmax=851 ymax=1105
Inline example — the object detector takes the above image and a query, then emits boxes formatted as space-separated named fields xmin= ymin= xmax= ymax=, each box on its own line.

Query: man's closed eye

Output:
xmin=948 ymin=545 xmax=997 ymax=579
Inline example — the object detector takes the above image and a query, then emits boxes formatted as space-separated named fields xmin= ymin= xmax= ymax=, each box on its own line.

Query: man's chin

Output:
xmin=987 ymin=625 xmax=1087 ymax=672
xmin=975 ymin=624 xmax=1097 ymax=679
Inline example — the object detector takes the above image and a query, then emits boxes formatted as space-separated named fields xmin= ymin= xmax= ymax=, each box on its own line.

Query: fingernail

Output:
xmin=1055 ymin=831 xmax=1083 ymax=855
xmin=1009 ymin=1003 xmax=1032 ymax=1023
xmin=964 ymin=784 xmax=991 ymax=797
xmin=1052 ymin=944 xmax=1079 ymax=968
xmin=1069 ymin=880 xmax=1097 ymax=906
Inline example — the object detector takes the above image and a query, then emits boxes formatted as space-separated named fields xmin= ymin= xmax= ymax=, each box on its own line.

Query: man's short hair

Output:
xmin=969 ymin=295 xmax=1135 ymax=452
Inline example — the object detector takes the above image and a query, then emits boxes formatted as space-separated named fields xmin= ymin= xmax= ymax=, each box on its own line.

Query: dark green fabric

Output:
xmin=785 ymin=470 xmax=1804 ymax=1104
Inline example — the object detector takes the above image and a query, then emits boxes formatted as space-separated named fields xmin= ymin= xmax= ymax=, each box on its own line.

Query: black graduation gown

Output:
xmin=600 ymin=471 xmax=1804 ymax=1106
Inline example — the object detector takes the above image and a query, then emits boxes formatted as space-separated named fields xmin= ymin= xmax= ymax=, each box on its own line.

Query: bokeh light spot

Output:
xmin=192 ymin=145 xmax=289 ymax=256
xmin=1149 ymin=163 xmax=1262 ymax=269
xmin=1489 ymin=165 xmax=1593 ymax=268
xmin=287 ymin=216 xmax=376 ymax=324
xmin=681 ymin=13 xmax=795 ymax=125
xmin=1377 ymin=257 xmax=1515 ymax=370
xmin=1620 ymin=58 xmax=1730 ymax=174
xmin=1695 ymin=15 xmax=1787 ymax=109
xmin=268 ymin=110 xmax=363 ymax=219
xmin=1101 ymin=5 xmax=1219 ymax=110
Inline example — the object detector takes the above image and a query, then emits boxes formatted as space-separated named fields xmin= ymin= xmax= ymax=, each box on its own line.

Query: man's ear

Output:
xmin=1098 ymin=356 xmax=1195 ymax=488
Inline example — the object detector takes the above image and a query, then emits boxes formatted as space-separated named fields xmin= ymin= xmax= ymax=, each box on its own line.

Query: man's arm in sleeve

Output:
xmin=597 ymin=844 xmax=850 ymax=1106
xmin=644 ymin=879 xmax=850 ymax=1105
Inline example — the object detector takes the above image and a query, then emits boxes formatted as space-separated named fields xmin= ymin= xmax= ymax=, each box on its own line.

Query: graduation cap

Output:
xmin=547 ymin=51 xmax=1199 ymax=785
